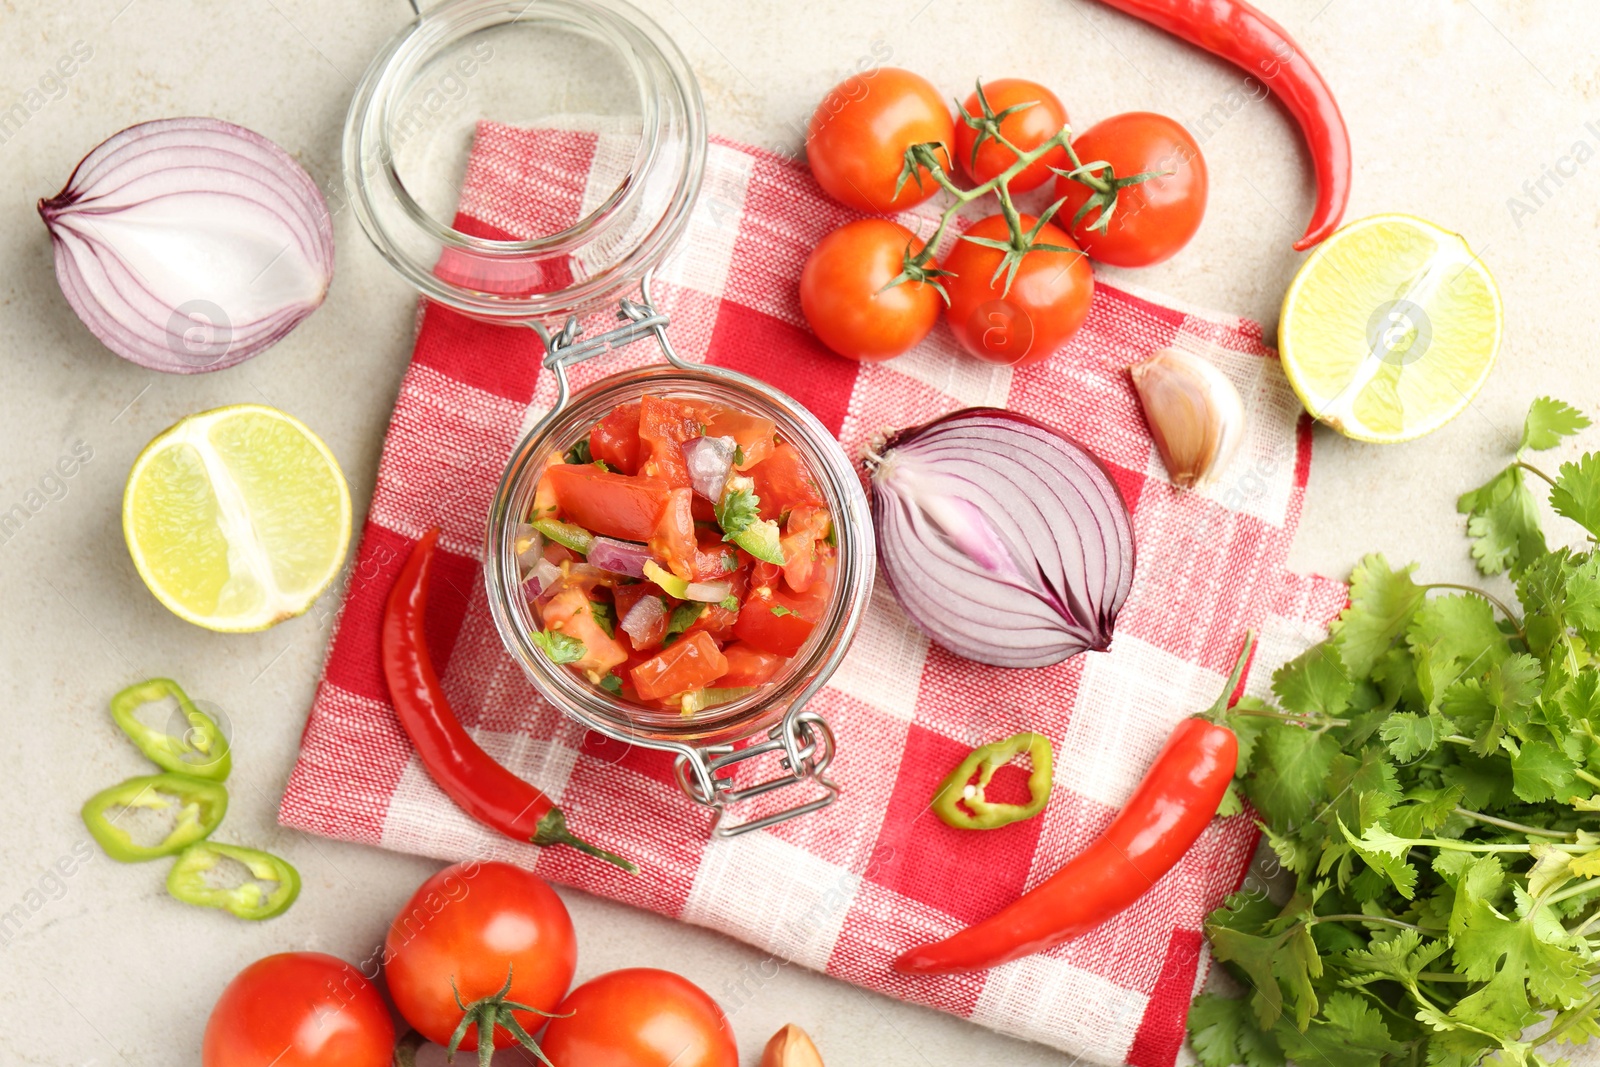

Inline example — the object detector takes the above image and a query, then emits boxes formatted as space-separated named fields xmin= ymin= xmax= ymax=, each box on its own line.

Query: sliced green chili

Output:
xmin=932 ymin=732 xmax=1054 ymax=830
xmin=81 ymin=773 xmax=228 ymax=862
xmin=532 ymin=517 xmax=594 ymax=554
xmin=166 ymin=842 xmax=301 ymax=920
xmin=108 ymin=678 xmax=231 ymax=781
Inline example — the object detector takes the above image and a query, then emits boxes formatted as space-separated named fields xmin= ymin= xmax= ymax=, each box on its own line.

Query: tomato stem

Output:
xmin=445 ymin=968 xmax=569 ymax=1067
xmin=393 ymin=1030 xmax=426 ymax=1067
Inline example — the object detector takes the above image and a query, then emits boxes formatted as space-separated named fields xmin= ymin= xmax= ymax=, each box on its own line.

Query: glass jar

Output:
xmin=344 ymin=0 xmax=874 ymax=834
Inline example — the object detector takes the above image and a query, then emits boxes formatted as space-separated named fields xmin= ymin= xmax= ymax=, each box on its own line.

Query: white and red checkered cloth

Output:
xmin=280 ymin=121 xmax=1347 ymax=1065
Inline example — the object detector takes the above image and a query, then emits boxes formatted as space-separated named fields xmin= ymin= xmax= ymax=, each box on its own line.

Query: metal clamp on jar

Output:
xmin=344 ymin=0 xmax=873 ymax=835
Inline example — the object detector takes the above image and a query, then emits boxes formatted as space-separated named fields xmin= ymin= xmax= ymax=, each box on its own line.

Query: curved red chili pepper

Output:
xmin=382 ymin=527 xmax=637 ymax=873
xmin=1094 ymin=0 xmax=1352 ymax=251
xmin=895 ymin=635 xmax=1253 ymax=975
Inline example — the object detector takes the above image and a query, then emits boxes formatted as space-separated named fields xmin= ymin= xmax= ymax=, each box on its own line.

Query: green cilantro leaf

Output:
xmin=770 ymin=605 xmax=795 ymax=618
xmin=1378 ymin=709 xmax=1455 ymax=762
xmin=1450 ymin=885 xmax=1589 ymax=1037
xmin=599 ymin=673 xmax=623 ymax=695
xmin=564 ymin=438 xmax=593 ymax=465
xmin=1187 ymin=994 xmax=1285 ymax=1067
xmin=1272 ymin=644 xmax=1353 ymax=719
xmin=589 ymin=600 xmax=616 ymax=639
xmin=665 ymin=602 xmax=705 ymax=636
xmin=715 ymin=488 xmax=761 ymax=538
xmin=1551 ymin=454 xmax=1600 ymax=539
xmin=721 ymin=550 xmax=738 ymax=573
xmin=1509 ymin=737 xmax=1578 ymax=803
xmin=732 ymin=444 xmax=746 ymax=467
xmin=531 ymin=629 xmax=586 ymax=664
xmin=1406 ymin=593 xmax=1510 ymax=684
xmin=1241 ymin=722 xmax=1339 ymax=828
xmin=1458 ymin=467 xmax=1546 ymax=576
xmin=1275 ymin=992 xmax=1406 ymax=1067
xmin=1521 ymin=396 xmax=1591 ymax=452
xmin=1337 ymin=818 xmax=1418 ymax=899
xmin=1330 ymin=555 xmax=1426 ymax=675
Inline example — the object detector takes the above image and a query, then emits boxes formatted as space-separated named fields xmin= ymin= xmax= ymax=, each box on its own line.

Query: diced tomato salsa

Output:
xmin=525 ymin=394 xmax=836 ymax=715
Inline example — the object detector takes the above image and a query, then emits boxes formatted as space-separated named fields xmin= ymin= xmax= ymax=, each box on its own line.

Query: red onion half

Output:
xmin=38 ymin=118 xmax=334 ymax=373
xmin=866 ymin=408 xmax=1136 ymax=668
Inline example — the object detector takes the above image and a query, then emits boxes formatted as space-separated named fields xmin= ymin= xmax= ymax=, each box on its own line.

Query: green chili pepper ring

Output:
xmin=109 ymin=678 xmax=231 ymax=781
xmin=167 ymin=842 xmax=301 ymax=920
xmin=932 ymin=732 xmax=1054 ymax=830
xmin=81 ymin=773 xmax=229 ymax=862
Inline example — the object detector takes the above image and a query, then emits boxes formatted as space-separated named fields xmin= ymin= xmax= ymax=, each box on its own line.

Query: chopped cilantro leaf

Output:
xmin=732 ymin=444 xmax=746 ymax=466
xmin=530 ymin=629 xmax=586 ymax=664
xmin=589 ymin=600 xmax=616 ymax=639
xmin=721 ymin=550 xmax=738 ymax=572
xmin=665 ymin=602 xmax=704 ymax=636
xmin=599 ymin=673 xmax=623 ymax=695
xmin=593 ymin=459 xmax=612 ymax=472
xmin=719 ymin=595 xmax=740 ymax=612
xmin=770 ymin=605 xmax=795 ymax=618
xmin=715 ymin=488 xmax=760 ymax=538
xmin=564 ymin=438 xmax=593 ymax=465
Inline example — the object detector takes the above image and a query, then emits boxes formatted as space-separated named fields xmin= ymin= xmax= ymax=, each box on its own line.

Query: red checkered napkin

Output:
xmin=280 ymin=121 xmax=1347 ymax=1065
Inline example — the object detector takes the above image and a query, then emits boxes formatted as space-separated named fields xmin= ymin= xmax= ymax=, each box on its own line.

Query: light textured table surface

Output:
xmin=3 ymin=1 xmax=1598 ymax=1064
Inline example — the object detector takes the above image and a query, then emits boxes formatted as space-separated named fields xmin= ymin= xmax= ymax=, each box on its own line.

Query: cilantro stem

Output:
xmin=1576 ymin=767 xmax=1600 ymax=790
xmin=1514 ymin=459 xmax=1559 ymax=490
xmin=1227 ymin=706 xmax=1350 ymax=728
xmin=1539 ymin=988 xmax=1600 ymax=1048
xmin=1415 ymin=971 xmax=1472 ymax=983
xmin=1453 ymin=807 xmax=1573 ymax=839
xmin=1544 ymin=879 xmax=1600 ymax=906
xmin=1424 ymin=584 xmax=1526 ymax=639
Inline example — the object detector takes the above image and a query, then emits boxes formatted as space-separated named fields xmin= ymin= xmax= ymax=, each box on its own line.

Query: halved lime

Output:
xmin=1279 ymin=214 xmax=1503 ymax=443
xmin=123 ymin=404 xmax=351 ymax=632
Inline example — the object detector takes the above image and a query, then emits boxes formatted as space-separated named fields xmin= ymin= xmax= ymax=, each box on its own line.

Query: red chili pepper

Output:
xmin=1094 ymin=0 xmax=1351 ymax=251
xmin=894 ymin=633 xmax=1254 ymax=975
xmin=382 ymin=528 xmax=637 ymax=873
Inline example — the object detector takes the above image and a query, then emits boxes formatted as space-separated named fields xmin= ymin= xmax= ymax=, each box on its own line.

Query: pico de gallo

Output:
xmin=518 ymin=394 xmax=837 ymax=714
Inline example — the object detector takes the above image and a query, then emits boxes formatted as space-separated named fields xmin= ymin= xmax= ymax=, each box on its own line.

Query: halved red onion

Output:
xmin=683 ymin=435 xmax=736 ymax=501
xmin=587 ymin=537 xmax=652 ymax=578
xmin=684 ymin=580 xmax=732 ymax=603
xmin=621 ymin=595 xmax=667 ymax=645
xmin=37 ymin=118 xmax=334 ymax=374
xmin=866 ymin=408 xmax=1136 ymax=668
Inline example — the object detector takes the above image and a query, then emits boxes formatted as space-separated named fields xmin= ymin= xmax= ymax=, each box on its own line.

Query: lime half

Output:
xmin=123 ymin=404 xmax=352 ymax=632
xmin=1279 ymin=214 xmax=1503 ymax=443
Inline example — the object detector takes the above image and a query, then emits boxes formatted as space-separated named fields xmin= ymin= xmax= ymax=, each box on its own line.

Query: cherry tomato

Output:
xmin=954 ymin=78 xmax=1070 ymax=192
xmin=750 ymin=443 xmax=824 ymax=521
xmin=541 ymin=968 xmax=738 ymax=1067
xmin=203 ymin=952 xmax=394 ymax=1067
xmin=1055 ymin=112 xmax=1207 ymax=267
xmin=546 ymin=464 xmax=667 ymax=541
xmin=942 ymin=213 xmax=1094 ymax=366
xmin=800 ymin=220 xmax=940 ymax=363
xmin=631 ymin=631 xmax=729 ymax=701
xmin=590 ymin=402 xmax=643 ymax=474
xmin=806 ymin=68 xmax=954 ymax=213
xmin=384 ymin=861 xmax=577 ymax=1053
xmin=716 ymin=643 xmax=785 ymax=687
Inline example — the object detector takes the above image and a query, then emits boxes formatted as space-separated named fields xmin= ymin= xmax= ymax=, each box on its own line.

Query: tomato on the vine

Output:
xmin=541 ymin=968 xmax=738 ymax=1067
xmin=384 ymin=861 xmax=577 ymax=1056
xmin=954 ymin=78 xmax=1070 ymax=192
xmin=800 ymin=219 xmax=941 ymax=362
xmin=1055 ymin=111 xmax=1208 ymax=267
xmin=942 ymin=214 xmax=1095 ymax=366
xmin=202 ymin=953 xmax=394 ymax=1067
xmin=806 ymin=68 xmax=954 ymax=213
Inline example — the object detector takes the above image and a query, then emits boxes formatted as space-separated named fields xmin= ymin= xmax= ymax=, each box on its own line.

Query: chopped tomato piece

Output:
xmin=716 ymin=643 xmax=784 ymax=687
xmin=750 ymin=561 xmax=781 ymax=593
xmin=732 ymin=591 xmax=817 ymax=657
xmin=780 ymin=505 xmax=831 ymax=593
xmin=690 ymin=495 xmax=717 ymax=524
xmin=783 ymin=550 xmax=836 ymax=620
xmin=631 ymin=631 xmax=729 ymax=701
xmin=589 ymin=402 xmax=643 ymax=475
xmin=690 ymin=530 xmax=743 ymax=582
xmin=686 ymin=570 xmax=748 ymax=638
xmin=750 ymin=443 xmax=824 ymax=521
xmin=648 ymin=487 xmax=697 ymax=580
xmin=540 ymin=587 xmax=627 ymax=675
xmin=698 ymin=404 xmax=777 ymax=470
xmin=545 ymin=464 xmax=668 ymax=542
xmin=614 ymin=584 xmax=669 ymax=650
xmin=532 ymin=466 xmax=560 ymax=520
xmin=637 ymin=396 xmax=701 ymax=488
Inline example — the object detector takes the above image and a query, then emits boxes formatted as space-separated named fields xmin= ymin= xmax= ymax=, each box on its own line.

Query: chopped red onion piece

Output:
xmin=620 ymin=595 xmax=667 ymax=645
xmin=684 ymin=580 xmax=733 ymax=603
xmin=587 ymin=537 xmax=653 ymax=578
xmin=526 ymin=558 xmax=562 ymax=597
xmin=866 ymin=407 xmax=1136 ymax=668
xmin=514 ymin=523 xmax=545 ymax=572
xmin=683 ymin=435 xmax=737 ymax=501
xmin=38 ymin=118 xmax=334 ymax=373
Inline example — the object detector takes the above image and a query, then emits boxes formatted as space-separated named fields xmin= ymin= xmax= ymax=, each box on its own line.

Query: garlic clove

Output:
xmin=760 ymin=1024 xmax=825 ymax=1067
xmin=1130 ymin=348 xmax=1246 ymax=489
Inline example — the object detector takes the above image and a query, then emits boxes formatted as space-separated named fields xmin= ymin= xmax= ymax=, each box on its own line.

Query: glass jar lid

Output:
xmin=342 ymin=0 xmax=706 ymax=322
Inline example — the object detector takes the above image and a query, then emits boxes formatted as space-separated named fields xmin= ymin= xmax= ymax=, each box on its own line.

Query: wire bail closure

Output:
xmin=523 ymin=272 xmax=842 ymax=837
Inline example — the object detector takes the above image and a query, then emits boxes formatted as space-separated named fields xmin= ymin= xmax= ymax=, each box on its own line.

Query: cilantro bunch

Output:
xmin=1191 ymin=398 xmax=1600 ymax=1067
